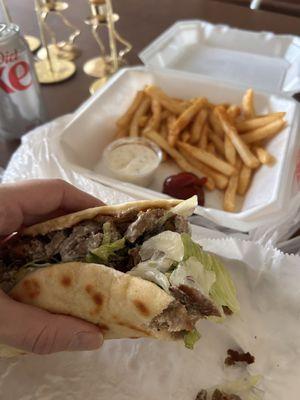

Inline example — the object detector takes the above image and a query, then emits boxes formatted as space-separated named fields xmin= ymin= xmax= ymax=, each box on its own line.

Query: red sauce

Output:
xmin=163 ymin=172 xmax=206 ymax=206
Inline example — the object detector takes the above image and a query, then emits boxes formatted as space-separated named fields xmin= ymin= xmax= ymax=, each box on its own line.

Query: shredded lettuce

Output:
xmin=181 ymin=233 xmax=239 ymax=314
xmin=87 ymin=238 xmax=126 ymax=264
xmin=102 ymin=222 xmax=112 ymax=245
xmin=144 ymin=255 xmax=175 ymax=273
xmin=169 ymin=256 xmax=216 ymax=297
xmin=184 ymin=329 xmax=201 ymax=349
xmin=140 ymin=231 xmax=184 ymax=262
xmin=206 ymin=375 xmax=263 ymax=400
xmin=129 ymin=261 xmax=170 ymax=292
xmin=136 ymin=231 xmax=238 ymax=316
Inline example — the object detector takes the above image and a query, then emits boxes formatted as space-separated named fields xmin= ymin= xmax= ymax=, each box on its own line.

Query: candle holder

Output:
xmin=25 ymin=35 xmax=41 ymax=52
xmin=40 ymin=0 xmax=68 ymax=11
xmin=34 ymin=0 xmax=76 ymax=84
xmin=83 ymin=0 xmax=132 ymax=93
xmin=36 ymin=0 xmax=81 ymax=61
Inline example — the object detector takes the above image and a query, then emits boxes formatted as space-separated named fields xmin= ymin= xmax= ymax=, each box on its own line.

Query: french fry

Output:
xmin=160 ymin=121 xmax=168 ymax=140
xmin=224 ymin=175 xmax=238 ymax=212
xmin=172 ymin=97 xmax=191 ymax=110
xmin=129 ymin=97 xmax=151 ymax=136
xmin=149 ymin=98 xmax=161 ymax=131
xmin=218 ymin=103 xmax=230 ymax=109
xmin=169 ymin=97 xmax=207 ymax=146
xmin=177 ymin=141 xmax=237 ymax=176
xmin=161 ymin=109 xmax=170 ymax=121
xmin=208 ymin=108 xmax=224 ymax=138
xmin=236 ymin=112 xmax=285 ymax=132
xmin=144 ymin=130 xmax=215 ymax=190
xmin=224 ymin=135 xmax=236 ymax=165
xmin=160 ymin=123 xmax=169 ymax=163
xmin=117 ymin=91 xmax=145 ymax=128
xmin=167 ymin=114 xmax=176 ymax=145
xmin=227 ymin=105 xmax=241 ymax=120
xmin=253 ymin=146 xmax=276 ymax=166
xmin=181 ymin=130 xmax=191 ymax=143
xmin=241 ymin=118 xmax=286 ymax=144
xmin=208 ymin=130 xmax=225 ymax=156
xmin=214 ymin=107 xmax=260 ymax=169
xmin=235 ymin=157 xmax=242 ymax=173
xmin=115 ymin=127 xmax=128 ymax=139
xmin=242 ymin=88 xmax=255 ymax=118
xmin=198 ymin=124 xmax=209 ymax=150
xmin=179 ymin=144 xmax=228 ymax=190
xmin=138 ymin=115 xmax=149 ymax=128
xmin=223 ymin=158 xmax=241 ymax=212
xmin=238 ymin=164 xmax=252 ymax=196
xmin=208 ymin=102 xmax=230 ymax=109
xmin=191 ymin=109 xmax=208 ymax=144
xmin=145 ymin=86 xmax=186 ymax=115
xmin=207 ymin=142 xmax=216 ymax=156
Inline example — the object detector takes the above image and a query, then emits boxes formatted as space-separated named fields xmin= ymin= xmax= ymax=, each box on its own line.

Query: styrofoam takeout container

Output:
xmin=139 ymin=20 xmax=300 ymax=95
xmin=59 ymin=67 xmax=299 ymax=232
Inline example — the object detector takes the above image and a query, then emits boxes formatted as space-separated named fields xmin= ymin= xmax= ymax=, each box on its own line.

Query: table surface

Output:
xmin=1 ymin=0 xmax=300 ymax=168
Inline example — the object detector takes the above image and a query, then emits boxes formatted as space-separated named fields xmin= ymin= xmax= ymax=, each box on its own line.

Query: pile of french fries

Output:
xmin=115 ymin=86 xmax=286 ymax=212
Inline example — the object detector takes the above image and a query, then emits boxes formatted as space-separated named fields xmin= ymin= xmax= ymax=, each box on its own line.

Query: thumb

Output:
xmin=0 ymin=291 xmax=103 ymax=355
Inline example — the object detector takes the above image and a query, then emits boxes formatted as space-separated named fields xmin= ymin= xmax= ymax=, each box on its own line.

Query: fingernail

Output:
xmin=68 ymin=332 xmax=103 ymax=351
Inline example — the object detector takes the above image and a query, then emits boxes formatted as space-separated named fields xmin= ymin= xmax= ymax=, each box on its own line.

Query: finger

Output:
xmin=22 ymin=208 xmax=74 ymax=227
xmin=0 ymin=179 xmax=105 ymax=235
xmin=0 ymin=291 xmax=103 ymax=355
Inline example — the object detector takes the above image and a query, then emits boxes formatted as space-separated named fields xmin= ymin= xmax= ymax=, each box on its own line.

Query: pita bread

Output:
xmin=10 ymin=262 xmax=176 ymax=339
xmin=1 ymin=199 xmax=190 ymax=357
xmin=23 ymin=199 xmax=181 ymax=237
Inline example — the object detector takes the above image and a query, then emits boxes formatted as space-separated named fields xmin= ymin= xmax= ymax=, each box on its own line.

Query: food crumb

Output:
xmin=195 ymin=389 xmax=207 ymax=400
xmin=225 ymin=349 xmax=255 ymax=366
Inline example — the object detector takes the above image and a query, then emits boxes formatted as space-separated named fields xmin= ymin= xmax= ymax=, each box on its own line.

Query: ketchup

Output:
xmin=163 ymin=172 xmax=206 ymax=206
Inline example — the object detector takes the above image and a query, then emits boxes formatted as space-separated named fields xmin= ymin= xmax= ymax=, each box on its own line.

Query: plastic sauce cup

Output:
xmin=103 ymin=137 xmax=163 ymax=187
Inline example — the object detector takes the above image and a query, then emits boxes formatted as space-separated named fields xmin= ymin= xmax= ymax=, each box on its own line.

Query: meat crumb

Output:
xmin=195 ymin=389 xmax=242 ymax=400
xmin=222 ymin=305 xmax=233 ymax=315
xmin=212 ymin=389 xmax=242 ymax=400
xmin=195 ymin=390 xmax=207 ymax=400
xmin=225 ymin=349 xmax=255 ymax=366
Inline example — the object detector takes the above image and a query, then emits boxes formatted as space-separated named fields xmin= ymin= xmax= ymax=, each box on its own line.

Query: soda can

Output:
xmin=0 ymin=23 xmax=47 ymax=140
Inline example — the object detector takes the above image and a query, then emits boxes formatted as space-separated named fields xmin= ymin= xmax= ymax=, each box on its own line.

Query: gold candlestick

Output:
xmin=25 ymin=35 xmax=41 ymax=52
xmin=34 ymin=0 xmax=76 ymax=84
xmin=41 ymin=0 xmax=68 ymax=12
xmin=83 ymin=0 xmax=132 ymax=94
xmin=37 ymin=0 xmax=81 ymax=61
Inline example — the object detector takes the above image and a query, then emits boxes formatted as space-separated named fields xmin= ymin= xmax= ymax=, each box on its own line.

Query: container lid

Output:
xmin=139 ymin=20 xmax=300 ymax=95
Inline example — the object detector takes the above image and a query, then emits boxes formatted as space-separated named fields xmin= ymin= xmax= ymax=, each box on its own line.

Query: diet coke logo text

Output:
xmin=0 ymin=50 xmax=32 ymax=94
xmin=0 ymin=49 xmax=19 ymax=64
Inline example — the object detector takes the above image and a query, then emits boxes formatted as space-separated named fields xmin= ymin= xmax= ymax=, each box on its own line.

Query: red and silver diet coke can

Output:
xmin=0 ymin=23 xmax=47 ymax=140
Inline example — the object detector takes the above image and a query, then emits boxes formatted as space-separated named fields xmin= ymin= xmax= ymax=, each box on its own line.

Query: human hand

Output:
xmin=0 ymin=179 xmax=104 ymax=354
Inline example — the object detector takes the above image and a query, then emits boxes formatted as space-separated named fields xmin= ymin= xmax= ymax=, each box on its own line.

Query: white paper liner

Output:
xmin=1 ymin=236 xmax=300 ymax=400
xmin=2 ymin=115 xmax=133 ymax=205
